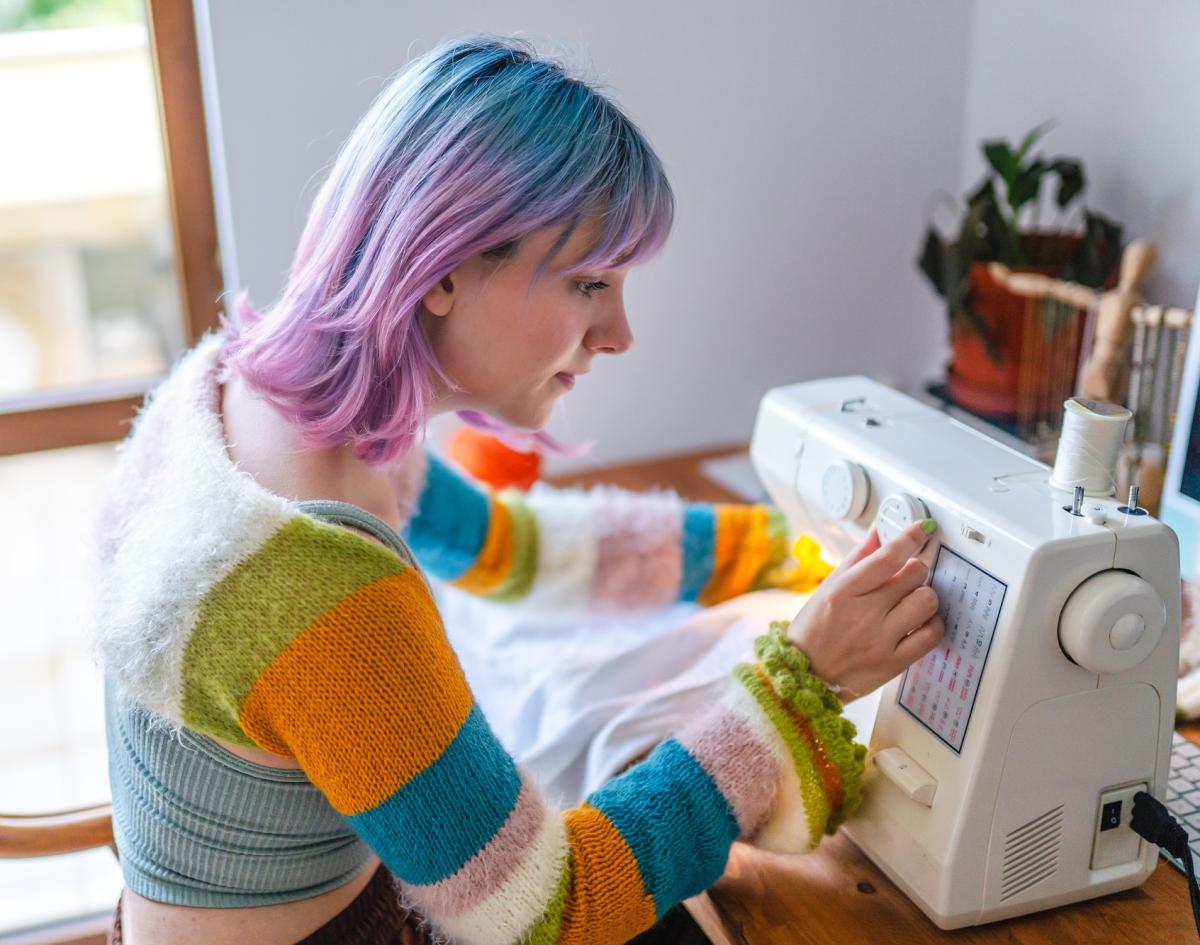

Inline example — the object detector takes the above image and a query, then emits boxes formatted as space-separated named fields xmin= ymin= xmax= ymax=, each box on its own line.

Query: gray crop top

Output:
xmin=104 ymin=500 xmax=416 ymax=907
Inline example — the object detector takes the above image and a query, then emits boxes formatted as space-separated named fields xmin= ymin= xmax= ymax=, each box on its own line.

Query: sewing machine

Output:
xmin=749 ymin=376 xmax=1180 ymax=929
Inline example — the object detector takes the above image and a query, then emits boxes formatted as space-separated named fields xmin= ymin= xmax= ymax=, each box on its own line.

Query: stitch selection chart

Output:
xmin=898 ymin=545 xmax=1007 ymax=753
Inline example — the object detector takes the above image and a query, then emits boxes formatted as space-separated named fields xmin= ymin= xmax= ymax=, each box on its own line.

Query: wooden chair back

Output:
xmin=0 ymin=803 xmax=114 ymax=859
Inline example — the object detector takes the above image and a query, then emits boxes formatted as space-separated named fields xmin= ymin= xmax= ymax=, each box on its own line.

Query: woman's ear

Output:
xmin=421 ymin=274 xmax=456 ymax=317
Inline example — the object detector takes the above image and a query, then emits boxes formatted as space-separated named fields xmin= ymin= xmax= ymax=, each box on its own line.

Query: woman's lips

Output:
xmin=555 ymin=372 xmax=575 ymax=390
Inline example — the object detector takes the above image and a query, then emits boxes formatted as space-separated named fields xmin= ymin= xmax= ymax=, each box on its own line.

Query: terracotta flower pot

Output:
xmin=946 ymin=234 xmax=1092 ymax=421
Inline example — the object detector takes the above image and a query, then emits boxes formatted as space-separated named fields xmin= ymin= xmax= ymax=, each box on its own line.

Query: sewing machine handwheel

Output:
xmin=1058 ymin=570 xmax=1165 ymax=674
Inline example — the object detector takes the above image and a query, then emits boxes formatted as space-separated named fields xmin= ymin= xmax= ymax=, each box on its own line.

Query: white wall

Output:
xmin=959 ymin=0 xmax=1200 ymax=311
xmin=959 ymin=0 xmax=1200 ymax=576
xmin=194 ymin=0 xmax=972 ymax=470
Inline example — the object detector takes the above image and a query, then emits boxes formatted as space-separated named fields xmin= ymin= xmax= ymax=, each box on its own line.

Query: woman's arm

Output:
xmin=398 ymin=448 xmax=823 ymax=611
xmin=181 ymin=515 xmax=863 ymax=945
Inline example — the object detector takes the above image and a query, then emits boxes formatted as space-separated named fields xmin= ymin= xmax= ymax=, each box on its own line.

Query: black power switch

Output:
xmin=1100 ymin=800 xmax=1123 ymax=832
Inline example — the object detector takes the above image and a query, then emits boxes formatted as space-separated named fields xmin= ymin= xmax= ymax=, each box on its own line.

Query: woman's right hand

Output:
xmin=785 ymin=520 xmax=944 ymax=700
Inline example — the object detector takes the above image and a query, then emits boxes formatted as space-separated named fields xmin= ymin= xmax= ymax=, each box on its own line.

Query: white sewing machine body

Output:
xmin=749 ymin=376 xmax=1180 ymax=929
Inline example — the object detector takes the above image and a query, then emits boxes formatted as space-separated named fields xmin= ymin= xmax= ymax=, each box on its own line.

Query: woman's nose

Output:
xmin=588 ymin=303 xmax=634 ymax=355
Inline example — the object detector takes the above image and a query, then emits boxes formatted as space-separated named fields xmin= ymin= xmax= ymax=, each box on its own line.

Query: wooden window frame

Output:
xmin=0 ymin=0 xmax=222 ymax=458
xmin=0 ymin=3 xmax=215 ymax=939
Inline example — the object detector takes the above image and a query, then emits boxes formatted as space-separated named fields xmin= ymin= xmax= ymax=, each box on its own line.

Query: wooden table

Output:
xmin=684 ymin=818 xmax=1199 ymax=945
xmin=551 ymin=446 xmax=1200 ymax=945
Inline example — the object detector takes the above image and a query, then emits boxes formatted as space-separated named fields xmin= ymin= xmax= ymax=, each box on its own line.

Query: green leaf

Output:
xmin=983 ymin=142 xmax=1016 ymax=181
xmin=1038 ymin=297 xmax=1074 ymax=341
xmin=980 ymin=190 xmax=1018 ymax=263
xmin=1065 ymin=210 xmax=1123 ymax=287
xmin=917 ymin=229 xmax=947 ymax=297
xmin=956 ymin=200 xmax=986 ymax=266
xmin=1049 ymin=159 xmax=1085 ymax=208
xmin=954 ymin=305 xmax=1004 ymax=363
xmin=944 ymin=240 xmax=972 ymax=310
xmin=966 ymin=176 xmax=998 ymax=210
xmin=956 ymin=179 xmax=1017 ymax=265
xmin=1009 ymin=159 xmax=1046 ymax=213
xmin=1015 ymin=120 xmax=1056 ymax=165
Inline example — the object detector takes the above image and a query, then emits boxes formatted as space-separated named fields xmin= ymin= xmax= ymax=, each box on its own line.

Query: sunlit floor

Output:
xmin=0 ymin=442 xmax=123 ymax=933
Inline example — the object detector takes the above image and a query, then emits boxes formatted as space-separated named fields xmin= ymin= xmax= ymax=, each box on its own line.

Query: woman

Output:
xmin=94 ymin=35 xmax=944 ymax=945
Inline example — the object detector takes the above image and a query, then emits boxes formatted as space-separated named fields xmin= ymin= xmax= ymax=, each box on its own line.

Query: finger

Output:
xmin=840 ymin=527 xmax=888 ymax=573
xmin=894 ymin=615 xmax=945 ymax=665
xmin=831 ymin=527 xmax=880 ymax=577
xmin=882 ymin=585 xmax=940 ymax=641
xmin=843 ymin=519 xmax=936 ymax=593
xmin=877 ymin=557 xmax=931 ymax=609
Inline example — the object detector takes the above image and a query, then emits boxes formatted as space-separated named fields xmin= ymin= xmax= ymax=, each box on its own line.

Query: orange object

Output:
xmin=448 ymin=426 xmax=542 ymax=491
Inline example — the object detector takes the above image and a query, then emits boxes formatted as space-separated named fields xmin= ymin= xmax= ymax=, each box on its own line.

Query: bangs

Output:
xmin=548 ymin=103 xmax=674 ymax=276
xmin=572 ymin=184 xmax=674 ymax=274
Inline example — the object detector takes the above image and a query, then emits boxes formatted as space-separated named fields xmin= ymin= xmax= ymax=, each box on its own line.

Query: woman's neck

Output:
xmin=219 ymin=372 xmax=403 ymax=530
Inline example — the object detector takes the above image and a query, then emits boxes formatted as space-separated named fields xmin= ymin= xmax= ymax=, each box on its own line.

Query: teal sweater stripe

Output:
xmin=347 ymin=703 xmax=522 ymax=885
xmin=405 ymin=453 xmax=491 ymax=580
xmin=680 ymin=504 xmax=717 ymax=602
xmin=586 ymin=737 xmax=740 ymax=917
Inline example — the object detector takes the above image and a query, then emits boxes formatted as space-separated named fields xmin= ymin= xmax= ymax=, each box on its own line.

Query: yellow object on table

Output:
xmin=767 ymin=533 xmax=834 ymax=593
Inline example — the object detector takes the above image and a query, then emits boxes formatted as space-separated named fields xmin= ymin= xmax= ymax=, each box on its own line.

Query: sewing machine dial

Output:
xmin=876 ymin=492 xmax=929 ymax=543
xmin=820 ymin=460 xmax=869 ymax=520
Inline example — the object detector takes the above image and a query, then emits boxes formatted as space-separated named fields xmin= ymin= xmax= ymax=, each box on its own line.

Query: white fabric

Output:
xmin=438 ymin=583 xmax=881 ymax=806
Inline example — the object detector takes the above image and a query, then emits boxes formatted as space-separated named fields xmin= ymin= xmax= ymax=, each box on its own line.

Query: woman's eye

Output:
xmin=576 ymin=280 xmax=609 ymax=297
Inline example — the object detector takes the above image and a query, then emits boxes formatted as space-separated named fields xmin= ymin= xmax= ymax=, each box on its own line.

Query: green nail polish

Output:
xmin=921 ymin=518 xmax=938 ymax=535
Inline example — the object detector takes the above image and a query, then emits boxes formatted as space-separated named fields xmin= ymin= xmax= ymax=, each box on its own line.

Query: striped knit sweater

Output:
xmin=393 ymin=424 xmax=830 ymax=611
xmin=93 ymin=333 xmax=865 ymax=945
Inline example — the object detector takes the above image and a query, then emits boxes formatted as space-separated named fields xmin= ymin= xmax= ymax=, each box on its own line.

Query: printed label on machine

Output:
xmin=898 ymin=546 xmax=1007 ymax=753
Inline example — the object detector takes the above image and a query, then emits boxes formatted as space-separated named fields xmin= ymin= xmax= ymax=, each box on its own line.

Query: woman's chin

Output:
xmin=472 ymin=385 xmax=561 ymax=434
xmin=484 ymin=404 xmax=550 ymax=436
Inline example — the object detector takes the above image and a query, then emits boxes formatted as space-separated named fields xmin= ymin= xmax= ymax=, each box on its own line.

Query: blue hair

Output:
xmin=221 ymin=35 xmax=675 ymax=465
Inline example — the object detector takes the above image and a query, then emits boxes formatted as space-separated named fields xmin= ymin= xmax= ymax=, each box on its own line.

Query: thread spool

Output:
xmin=1050 ymin=398 xmax=1132 ymax=495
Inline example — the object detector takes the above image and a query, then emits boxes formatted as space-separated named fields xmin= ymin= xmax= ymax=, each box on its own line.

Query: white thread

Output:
xmin=1050 ymin=398 xmax=1131 ymax=496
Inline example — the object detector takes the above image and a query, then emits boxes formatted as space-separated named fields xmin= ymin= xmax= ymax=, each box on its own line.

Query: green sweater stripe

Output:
xmin=756 ymin=624 xmax=868 ymax=826
xmin=758 ymin=510 xmax=790 ymax=582
xmin=487 ymin=493 xmax=539 ymax=603
xmin=181 ymin=516 xmax=407 ymax=743
xmin=520 ymin=856 xmax=572 ymax=945
xmin=733 ymin=664 xmax=830 ymax=846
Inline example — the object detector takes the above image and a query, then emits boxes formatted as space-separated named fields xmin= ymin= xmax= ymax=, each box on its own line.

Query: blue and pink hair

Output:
xmin=219 ymin=35 xmax=675 ymax=466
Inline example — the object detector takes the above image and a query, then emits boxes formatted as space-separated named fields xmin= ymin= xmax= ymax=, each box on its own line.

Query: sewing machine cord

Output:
xmin=1130 ymin=791 xmax=1200 ymax=939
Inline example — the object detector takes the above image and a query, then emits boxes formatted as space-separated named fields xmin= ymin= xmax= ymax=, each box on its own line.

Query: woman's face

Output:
xmin=419 ymin=221 xmax=633 ymax=430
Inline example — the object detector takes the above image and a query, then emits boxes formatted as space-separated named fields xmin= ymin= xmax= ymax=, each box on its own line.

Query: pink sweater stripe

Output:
xmin=404 ymin=773 xmax=548 ymax=917
xmin=677 ymin=708 xmax=781 ymax=838
xmin=589 ymin=488 xmax=684 ymax=609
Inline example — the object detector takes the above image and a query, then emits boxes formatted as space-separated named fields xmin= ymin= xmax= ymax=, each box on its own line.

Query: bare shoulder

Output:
xmin=219 ymin=374 xmax=402 ymax=533
xmin=219 ymin=374 xmax=301 ymax=496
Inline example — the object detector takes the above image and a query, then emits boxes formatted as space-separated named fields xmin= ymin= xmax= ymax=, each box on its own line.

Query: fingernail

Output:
xmin=921 ymin=518 xmax=938 ymax=535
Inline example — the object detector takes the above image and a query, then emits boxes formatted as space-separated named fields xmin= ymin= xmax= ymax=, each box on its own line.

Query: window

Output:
xmin=0 ymin=0 xmax=220 ymax=938
xmin=0 ymin=0 xmax=220 ymax=457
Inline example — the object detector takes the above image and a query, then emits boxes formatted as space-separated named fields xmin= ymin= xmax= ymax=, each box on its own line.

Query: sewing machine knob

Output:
xmin=820 ymin=460 xmax=869 ymax=521
xmin=1058 ymin=571 xmax=1165 ymax=674
xmin=876 ymin=492 xmax=929 ymax=544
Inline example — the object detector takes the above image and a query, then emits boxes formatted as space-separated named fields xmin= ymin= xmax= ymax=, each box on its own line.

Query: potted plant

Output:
xmin=918 ymin=122 xmax=1123 ymax=420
